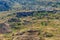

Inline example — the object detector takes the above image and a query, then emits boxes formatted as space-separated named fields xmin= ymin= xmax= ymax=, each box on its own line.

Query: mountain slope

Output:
xmin=0 ymin=0 xmax=60 ymax=11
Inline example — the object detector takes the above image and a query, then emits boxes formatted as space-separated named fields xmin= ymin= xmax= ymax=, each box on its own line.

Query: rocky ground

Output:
xmin=0 ymin=11 xmax=60 ymax=40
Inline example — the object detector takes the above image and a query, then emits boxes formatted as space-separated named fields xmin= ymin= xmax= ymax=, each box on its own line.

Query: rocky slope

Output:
xmin=0 ymin=11 xmax=60 ymax=40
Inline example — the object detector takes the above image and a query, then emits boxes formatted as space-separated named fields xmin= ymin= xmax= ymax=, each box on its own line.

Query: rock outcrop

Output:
xmin=0 ymin=23 xmax=12 ymax=34
xmin=13 ymin=30 xmax=45 ymax=40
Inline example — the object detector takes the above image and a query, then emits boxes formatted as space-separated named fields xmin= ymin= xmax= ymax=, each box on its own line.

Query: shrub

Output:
xmin=43 ymin=32 xmax=53 ymax=37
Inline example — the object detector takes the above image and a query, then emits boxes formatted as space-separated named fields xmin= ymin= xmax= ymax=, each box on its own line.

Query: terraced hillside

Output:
xmin=0 ymin=11 xmax=60 ymax=40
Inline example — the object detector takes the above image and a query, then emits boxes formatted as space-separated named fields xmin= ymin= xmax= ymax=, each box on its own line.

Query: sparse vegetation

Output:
xmin=0 ymin=11 xmax=60 ymax=40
